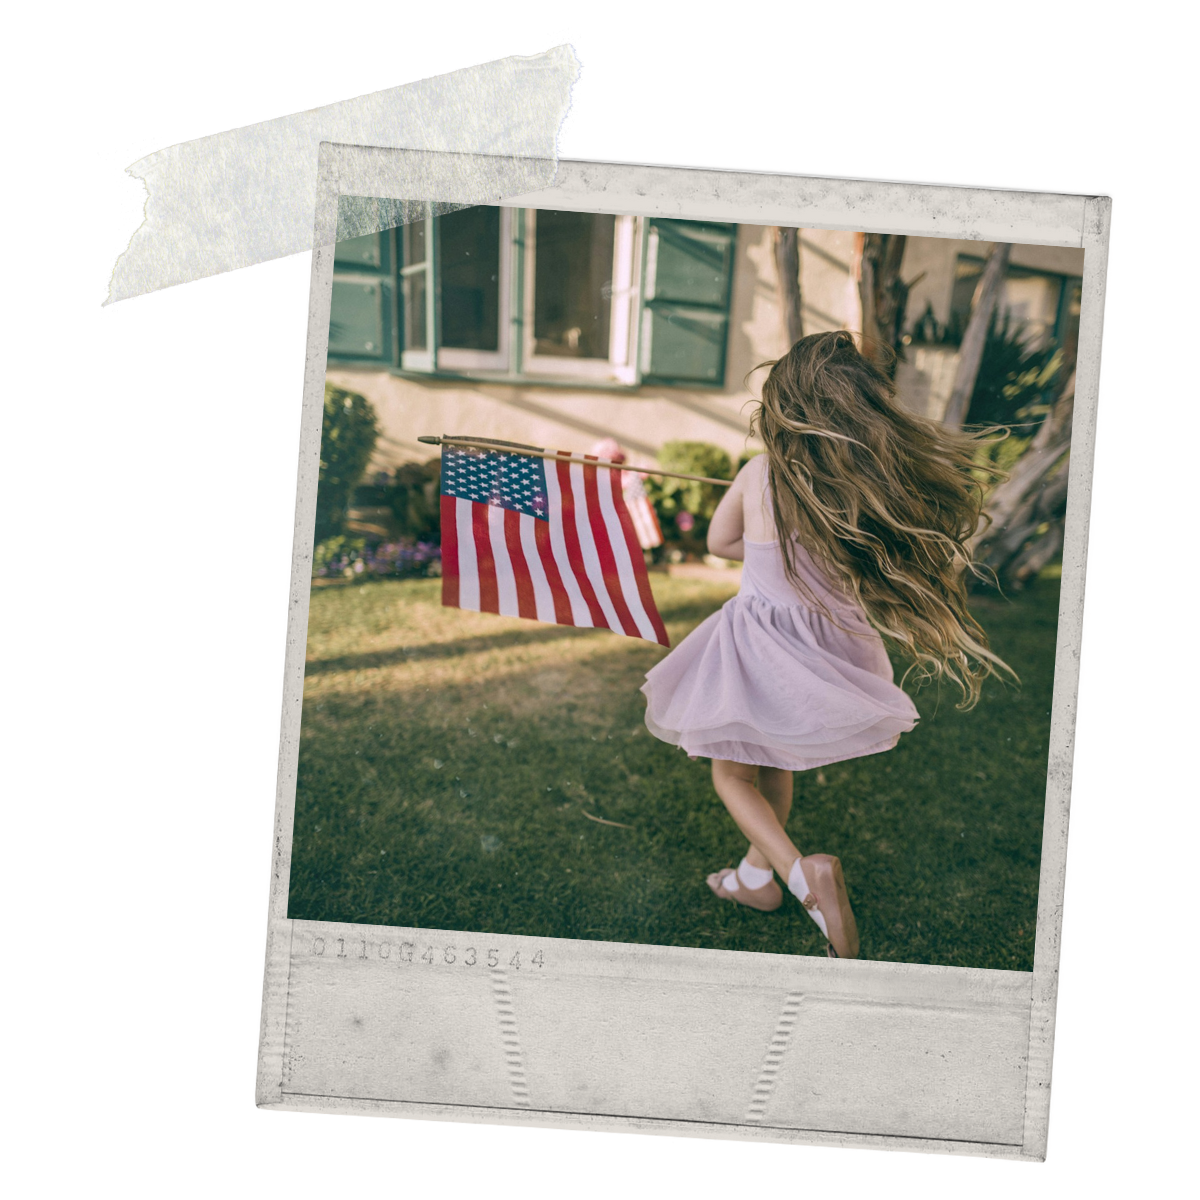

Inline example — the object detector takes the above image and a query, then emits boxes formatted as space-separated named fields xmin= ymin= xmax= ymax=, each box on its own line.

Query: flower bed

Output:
xmin=313 ymin=535 xmax=441 ymax=582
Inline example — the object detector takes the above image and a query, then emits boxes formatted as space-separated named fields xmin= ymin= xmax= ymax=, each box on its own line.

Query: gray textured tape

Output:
xmin=106 ymin=45 xmax=579 ymax=303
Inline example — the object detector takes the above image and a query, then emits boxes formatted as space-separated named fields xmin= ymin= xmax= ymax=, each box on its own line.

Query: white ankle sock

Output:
xmin=723 ymin=858 xmax=774 ymax=893
xmin=737 ymin=858 xmax=774 ymax=890
xmin=787 ymin=858 xmax=828 ymax=937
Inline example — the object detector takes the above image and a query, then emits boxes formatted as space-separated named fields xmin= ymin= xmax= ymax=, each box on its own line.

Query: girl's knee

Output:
xmin=712 ymin=758 xmax=757 ymax=785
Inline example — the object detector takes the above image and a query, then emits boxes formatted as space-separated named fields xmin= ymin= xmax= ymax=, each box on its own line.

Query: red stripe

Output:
xmin=472 ymin=503 xmax=499 ymax=614
xmin=584 ymin=461 xmax=640 ymax=637
xmin=610 ymin=469 xmax=670 ymax=647
xmin=555 ymin=460 xmax=607 ymax=629
xmin=533 ymin=516 xmax=573 ymax=625
xmin=504 ymin=509 xmax=538 ymax=621
xmin=440 ymin=493 xmax=460 ymax=609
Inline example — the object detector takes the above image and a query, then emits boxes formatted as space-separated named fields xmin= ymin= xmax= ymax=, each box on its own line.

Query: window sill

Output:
xmin=325 ymin=358 xmax=728 ymax=392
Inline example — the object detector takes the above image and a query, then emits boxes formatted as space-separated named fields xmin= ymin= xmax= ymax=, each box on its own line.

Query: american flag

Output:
xmin=439 ymin=444 xmax=669 ymax=646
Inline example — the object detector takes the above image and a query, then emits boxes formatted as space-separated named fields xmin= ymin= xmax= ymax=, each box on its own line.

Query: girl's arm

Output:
xmin=706 ymin=468 xmax=747 ymax=561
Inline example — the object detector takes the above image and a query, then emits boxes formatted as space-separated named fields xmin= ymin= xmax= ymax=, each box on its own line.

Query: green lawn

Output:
xmin=289 ymin=572 xmax=1056 ymax=970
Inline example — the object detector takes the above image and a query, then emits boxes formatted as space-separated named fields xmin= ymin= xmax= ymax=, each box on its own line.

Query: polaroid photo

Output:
xmin=257 ymin=145 xmax=1109 ymax=1159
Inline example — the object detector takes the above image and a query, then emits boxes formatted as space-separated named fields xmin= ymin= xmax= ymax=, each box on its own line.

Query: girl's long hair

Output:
xmin=752 ymin=331 xmax=1012 ymax=708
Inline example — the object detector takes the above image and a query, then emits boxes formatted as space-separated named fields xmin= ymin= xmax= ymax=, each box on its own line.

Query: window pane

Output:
xmin=650 ymin=223 xmax=733 ymax=307
xmin=1002 ymin=273 xmax=1062 ymax=346
xmin=402 ymin=220 xmax=427 ymax=266
xmin=402 ymin=271 xmax=427 ymax=351
xmin=642 ymin=304 xmax=727 ymax=384
xmin=329 ymin=279 xmax=387 ymax=358
xmin=439 ymin=207 xmax=501 ymax=350
xmin=334 ymin=231 xmax=387 ymax=271
xmin=533 ymin=211 xmax=615 ymax=359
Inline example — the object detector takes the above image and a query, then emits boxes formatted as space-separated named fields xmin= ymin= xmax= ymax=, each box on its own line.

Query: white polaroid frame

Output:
xmin=257 ymin=145 xmax=1109 ymax=1160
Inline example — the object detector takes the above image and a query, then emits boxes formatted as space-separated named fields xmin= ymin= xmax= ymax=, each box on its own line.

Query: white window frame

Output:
xmin=520 ymin=210 xmax=642 ymax=385
xmin=399 ymin=205 xmax=435 ymax=373
xmin=436 ymin=206 xmax=514 ymax=373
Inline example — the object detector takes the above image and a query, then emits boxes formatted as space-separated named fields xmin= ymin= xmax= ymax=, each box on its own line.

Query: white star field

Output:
xmin=441 ymin=447 xmax=550 ymax=519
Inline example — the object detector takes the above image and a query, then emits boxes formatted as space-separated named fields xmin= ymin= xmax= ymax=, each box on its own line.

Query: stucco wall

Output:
xmin=326 ymin=230 xmax=1084 ymax=474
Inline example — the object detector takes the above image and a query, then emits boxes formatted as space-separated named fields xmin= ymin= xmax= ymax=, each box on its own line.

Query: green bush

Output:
xmin=386 ymin=458 xmax=442 ymax=543
xmin=316 ymin=384 xmax=380 ymax=543
xmin=646 ymin=441 xmax=734 ymax=551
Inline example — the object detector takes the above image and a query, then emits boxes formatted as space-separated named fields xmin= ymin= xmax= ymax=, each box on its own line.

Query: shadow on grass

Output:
xmin=303 ymin=592 xmax=736 ymax=676
xmin=305 ymin=622 xmax=600 ymax=675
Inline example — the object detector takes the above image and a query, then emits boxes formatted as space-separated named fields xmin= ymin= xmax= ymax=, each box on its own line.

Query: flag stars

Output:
xmin=441 ymin=447 xmax=549 ymax=520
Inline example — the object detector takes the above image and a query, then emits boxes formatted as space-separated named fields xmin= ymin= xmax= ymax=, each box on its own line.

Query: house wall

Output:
xmin=326 ymin=229 xmax=1085 ymax=474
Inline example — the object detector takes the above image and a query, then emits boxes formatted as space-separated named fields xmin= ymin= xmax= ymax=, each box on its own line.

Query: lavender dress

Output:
xmin=641 ymin=536 xmax=919 ymax=770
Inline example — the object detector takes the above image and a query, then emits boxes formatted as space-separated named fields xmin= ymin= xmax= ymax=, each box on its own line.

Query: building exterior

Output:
xmin=324 ymin=206 xmax=1084 ymax=477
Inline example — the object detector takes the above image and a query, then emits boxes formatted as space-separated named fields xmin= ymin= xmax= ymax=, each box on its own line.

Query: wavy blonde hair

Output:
xmin=751 ymin=331 xmax=1013 ymax=708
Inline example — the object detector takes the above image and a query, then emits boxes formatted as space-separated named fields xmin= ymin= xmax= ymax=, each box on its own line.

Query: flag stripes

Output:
xmin=440 ymin=449 xmax=669 ymax=647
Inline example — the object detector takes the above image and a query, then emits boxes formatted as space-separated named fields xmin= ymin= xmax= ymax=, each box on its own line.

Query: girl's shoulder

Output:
xmin=738 ymin=452 xmax=775 ymax=540
xmin=737 ymin=451 xmax=768 ymax=486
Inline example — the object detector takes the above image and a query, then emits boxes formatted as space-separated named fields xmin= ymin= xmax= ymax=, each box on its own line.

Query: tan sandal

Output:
xmin=707 ymin=867 xmax=783 ymax=912
xmin=794 ymin=854 xmax=859 ymax=959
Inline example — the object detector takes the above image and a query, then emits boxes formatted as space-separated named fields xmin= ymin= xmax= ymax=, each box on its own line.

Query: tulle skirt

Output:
xmin=641 ymin=592 xmax=919 ymax=771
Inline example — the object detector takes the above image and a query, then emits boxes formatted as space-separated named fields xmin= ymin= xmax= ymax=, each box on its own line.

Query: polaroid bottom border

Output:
xmin=259 ymin=1092 xmax=1037 ymax=1161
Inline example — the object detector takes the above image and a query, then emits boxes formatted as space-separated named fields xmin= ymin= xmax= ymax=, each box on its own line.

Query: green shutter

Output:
xmin=640 ymin=220 xmax=736 ymax=386
xmin=334 ymin=231 xmax=386 ymax=270
xmin=328 ymin=229 xmax=396 ymax=364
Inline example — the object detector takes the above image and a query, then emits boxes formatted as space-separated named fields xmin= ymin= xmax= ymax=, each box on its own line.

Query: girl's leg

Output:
xmin=711 ymin=759 xmax=802 ymax=879
xmin=711 ymin=759 xmax=858 ymax=957
xmin=743 ymin=766 xmax=793 ymax=872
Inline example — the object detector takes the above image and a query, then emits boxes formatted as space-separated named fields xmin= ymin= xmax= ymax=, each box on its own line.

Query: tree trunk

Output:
xmin=971 ymin=374 xmax=1075 ymax=591
xmin=854 ymin=231 xmax=874 ymax=347
xmin=773 ymin=227 xmax=803 ymax=346
xmin=857 ymin=232 xmax=910 ymax=372
xmin=942 ymin=241 xmax=1011 ymax=429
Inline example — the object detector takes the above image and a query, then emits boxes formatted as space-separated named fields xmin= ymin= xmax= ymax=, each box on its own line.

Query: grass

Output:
xmin=288 ymin=572 xmax=1057 ymax=970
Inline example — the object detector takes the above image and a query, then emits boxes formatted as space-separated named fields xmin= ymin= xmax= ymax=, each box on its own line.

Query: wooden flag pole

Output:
xmin=417 ymin=435 xmax=735 ymax=487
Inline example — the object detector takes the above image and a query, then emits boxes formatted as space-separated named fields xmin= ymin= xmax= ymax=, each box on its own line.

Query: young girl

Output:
xmin=641 ymin=331 xmax=1009 ymax=958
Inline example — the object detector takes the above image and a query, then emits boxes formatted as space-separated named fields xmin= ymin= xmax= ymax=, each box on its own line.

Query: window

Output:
xmin=949 ymin=255 xmax=1083 ymax=356
xmin=329 ymin=229 xmax=396 ymax=363
xmin=640 ymin=219 xmax=736 ymax=386
xmin=326 ymin=204 xmax=737 ymax=389
xmin=524 ymin=209 xmax=639 ymax=383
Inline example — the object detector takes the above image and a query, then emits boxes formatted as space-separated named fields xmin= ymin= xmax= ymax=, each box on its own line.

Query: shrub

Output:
xmin=645 ymin=441 xmax=734 ymax=552
xmin=968 ymin=311 xmax=1065 ymax=433
xmin=385 ymin=458 xmax=442 ymax=543
xmin=316 ymin=384 xmax=379 ymax=543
